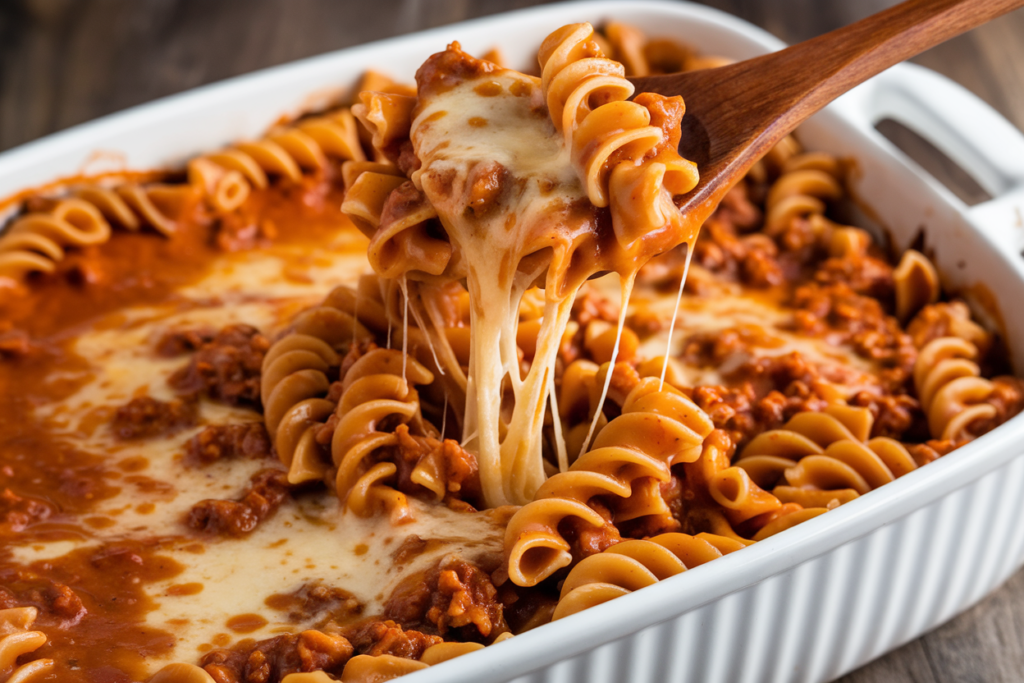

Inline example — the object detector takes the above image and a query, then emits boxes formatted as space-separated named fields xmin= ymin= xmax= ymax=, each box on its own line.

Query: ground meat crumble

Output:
xmin=0 ymin=581 xmax=87 ymax=626
xmin=382 ymin=556 xmax=507 ymax=643
xmin=155 ymin=327 xmax=216 ymax=357
xmin=186 ymin=423 xmax=273 ymax=465
xmin=187 ymin=468 xmax=291 ymax=536
xmin=690 ymin=358 xmax=834 ymax=447
xmin=201 ymin=630 xmax=353 ymax=683
xmin=425 ymin=560 xmax=504 ymax=638
xmin=342 ymin=620 xmax=441 ymax=659
xmin=391 ymin=424 xmax=481 ymax=507
xmin=0 ymin=487 xmax=55 ymax=531
xmin=265 ymin=582 xmax=363 ymax=625
xmin=168 ymin=324 xmax=270 ymax=406
xmin=111 ymin=395 xmax=198 ymax=440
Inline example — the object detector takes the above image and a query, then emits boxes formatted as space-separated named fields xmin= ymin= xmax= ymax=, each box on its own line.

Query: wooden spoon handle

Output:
xmin=762 ymin=0 xmax=1024 ymax=132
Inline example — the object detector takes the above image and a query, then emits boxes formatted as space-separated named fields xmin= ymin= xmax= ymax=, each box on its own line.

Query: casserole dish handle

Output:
xmin=836 ymin=62 xmax=1024 ymax=255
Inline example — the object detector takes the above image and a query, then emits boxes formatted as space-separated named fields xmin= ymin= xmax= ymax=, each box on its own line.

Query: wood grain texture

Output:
xmin=1 ymin=1 xmax=1023 ymax=681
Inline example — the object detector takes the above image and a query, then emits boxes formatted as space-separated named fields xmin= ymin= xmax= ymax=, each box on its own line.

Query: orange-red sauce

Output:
xmin=0 ymin=173 xmax=354 ymax=682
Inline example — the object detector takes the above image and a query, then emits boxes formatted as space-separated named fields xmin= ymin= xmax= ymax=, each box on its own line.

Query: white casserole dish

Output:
xmin=4 ymin=2 xmax=1024 ymax=681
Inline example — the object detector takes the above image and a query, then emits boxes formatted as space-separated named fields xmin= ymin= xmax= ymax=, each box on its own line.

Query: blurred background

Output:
xmin=1 ymin=0 xmax=1023 ymax=681
xmin=1 ymin=0 xmax=1022 ymax=155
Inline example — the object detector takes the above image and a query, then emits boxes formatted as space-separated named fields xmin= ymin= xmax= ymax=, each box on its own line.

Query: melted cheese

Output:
xmin=413 ymin=72 xmax=604 ymax=507
xmin=586 ymin=273 xmax=885 ymax=394
xmin=412 ymin=76 xmax=582 ymax=204
xmin=11 ymin=242 xmax=505 ymax=674
xmin=144 ymin=501 xmax=502 ymax=667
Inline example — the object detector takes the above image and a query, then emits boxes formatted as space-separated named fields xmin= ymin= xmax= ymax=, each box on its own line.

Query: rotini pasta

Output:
xmin=505 ymin=378 xmax=713 ymax=586
xmin=0 ymin=183 xmax=195 ymax=281
xmin=893 ymin=249 xmax=940 ymax=322
xmin=551 ymin=533 xmax=743 ymax=620
xmin=914 ymin=336 xmax=996 ymax=441
xmin=190 ymin=108 xmax=365 ymax=212
xmin=539 ymin=24 xmax=699 ymax=251
xmin=596 ymin=21 xmax=734 ymax=76
xmin=330 ymin=348 xmax=437 ymax=519
xmin=343 ymin=94 xmax=450 ymax=280
xmin=736 ymin=405 xmax=919 ymax=511
xmin=262 ymin=292 xmax=458 ymax=519
xmin=684 ymin=427 xmax=782 ymax=526
xmin=763 ymin=152 xmax=843 ymax=237
xmin=0 ymin=608 xmax=52 ymax=683
xmin=0 ymin=198 xmax=112 ymax=281
xmin=262 ymin=285 xmax=374 ymax=486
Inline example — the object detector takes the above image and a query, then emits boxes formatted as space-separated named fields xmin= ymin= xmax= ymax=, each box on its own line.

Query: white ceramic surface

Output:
xmin=3 ymin=2 xmax=1024 ymax=682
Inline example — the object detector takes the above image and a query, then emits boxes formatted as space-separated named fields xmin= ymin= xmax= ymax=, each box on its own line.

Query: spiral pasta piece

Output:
xmin=266 ymin=327 xmax=443 ymax=521
xmin=558 ymin=358 xmax=604 ymax=461
xmin=340 ymin=162 xmax=407 ymax=237
xmin=539 ymin=23 xmax=699 ymax=251
xmin=346 ymin=93 xmax=451 ymax=279
xmin=596 ymin=22 xmax=734 ymax=77
xmin=907 ymin=300 xmax=991 ymax=353
xmin=0 ymin=607 xmax=53 ymax=683
xmin=192 ymin=108 xmax=365 ymax=212
xmin=330 ymin=348 xmax=438 ymax=520
xmin=262 ymin=288 xmax=374 ymax=486
xmin=599 ymin=22 xmax=649 ymax=77
xmin=684 ymin=429 xmax=782 ymax=526
xmin=340 ymin=164 xmax=447 ymax=279
xmin=762 ymin=151 xmax=843 ymax=237
xmin=0 ymin=180 xmax=199 ymax=282
xmin=893 ymin=249 xmax=940 ymax=322
xmin=557 ymin=359 xmax=643 ymax=463
xmin=15 ymin=169 xmax=235 ymax=282
xmin=551 ymin=533 xmax=743 ymax=620
xmin=736 ymin=405 xmax=918 ymax=509
xmin=914 ymin=336 xmax=996 ymax=441
xmin=346 ymin=89 xmax=450 ymax=278
xmin=505 ymin=377 xmax=713 ymax=587
xmin=0 ymin=198 xmax=111 ymax=280
xmin=113 ymin=183 xmax=192 ymax=236
xmin=352 ymin=91 xmax=415 ymax=161
xmin=264 ymin=275 xmax=471 ymax=503
xmin=348 ymin=273 xmax=469 ymax=425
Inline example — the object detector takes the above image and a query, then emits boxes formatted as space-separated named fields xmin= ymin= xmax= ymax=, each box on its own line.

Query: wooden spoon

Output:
xmin=630 ymin=0 xmax=1024 ymax=221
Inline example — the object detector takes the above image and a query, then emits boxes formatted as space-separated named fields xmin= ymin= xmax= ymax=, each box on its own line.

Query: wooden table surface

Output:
xmin=2 ymin=0 xmax=1023 ymax=681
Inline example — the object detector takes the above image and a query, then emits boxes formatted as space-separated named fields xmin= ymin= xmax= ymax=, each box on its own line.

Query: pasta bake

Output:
xmin=0 ymin=20 xmax=1020 ymax=683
